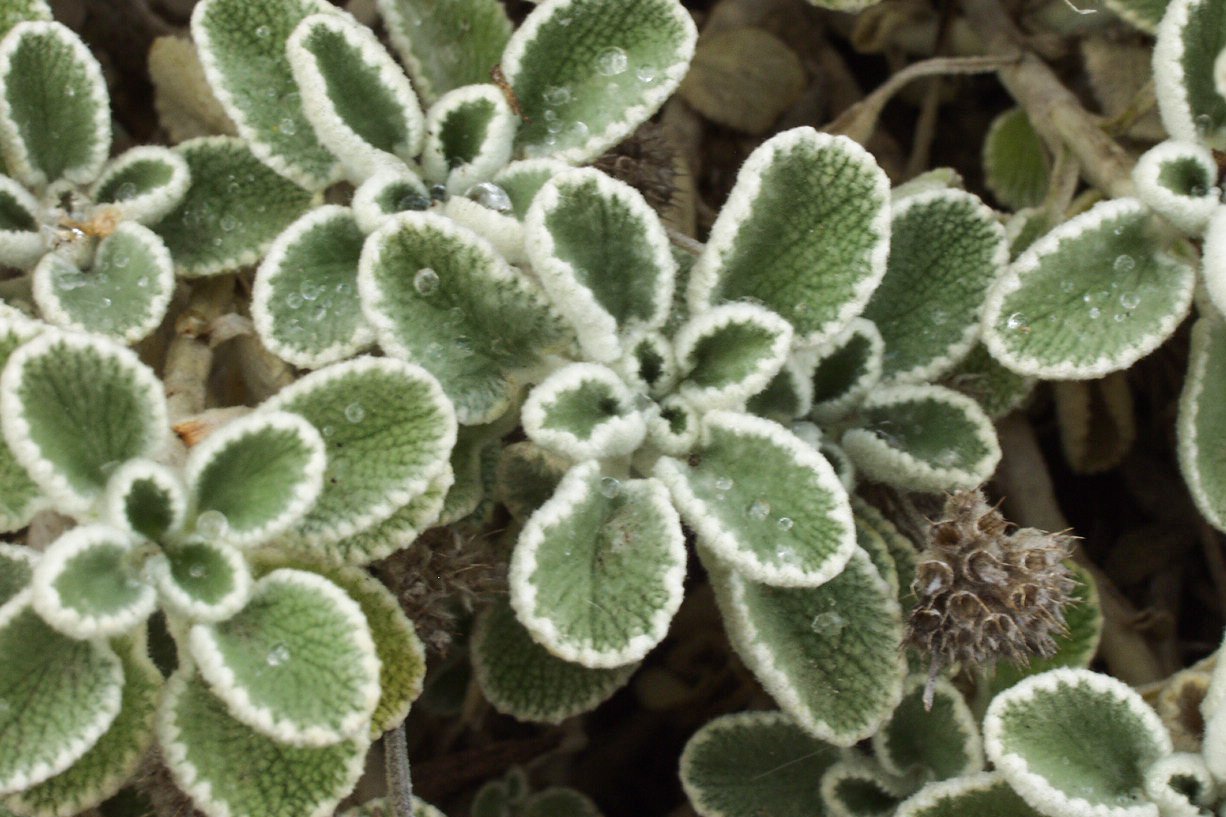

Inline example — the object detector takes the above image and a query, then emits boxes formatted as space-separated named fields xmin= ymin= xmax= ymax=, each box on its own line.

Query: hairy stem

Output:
xmin=164 ymin=277 xmax=234 ymax=422
xmin=385 ymin=723 xmax=414 ymax=817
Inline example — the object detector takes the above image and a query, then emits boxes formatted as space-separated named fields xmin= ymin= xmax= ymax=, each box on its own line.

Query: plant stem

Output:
xmin=385 ymin=723 xmax=414 ymax=817
xmin=164 ymin=278 xmax=234 ymax=422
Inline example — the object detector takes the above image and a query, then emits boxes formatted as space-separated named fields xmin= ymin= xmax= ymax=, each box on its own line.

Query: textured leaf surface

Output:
xmin=0 ymin=22 xmax=109 ymax=187
xmin=8 ymin=635 xmax=160 ymax=817
xmin=472 ymin=599 xmax=637 ymax=723
xmin=253 ymin=206 xmax=370 ymax=369
xmin=0 ymin=174 xmax=40 ymax=269
xmin=874 ymin=676 xmax=982 ymax=782
xmin=92 ymin=146 xmax=192 ymax=225
xmin=689 ymin=128 xmax=890 ymax=346
xmin=941 ymin=343 xmax=1035 ymax=419
xmin=0 ymin=315 xmax=43 ymax=532
xmin=982 ymin=200 xmax=1195 ymax=380
xmin=189 ymin=568 xmax=379 ymax=746
xmin=1155 ymin=0 xmax=1226 ymax=148
xmin=377 ymin=0 xmax=510 ymax=102
xmin=263 ymin=356 xmax=456 ymax=547
xmin=522 ymin=363 xmax=646 ymax=461
xmin=984 ymin=668 xmax=1171 ymax=817
xmin=151 ymin=137 xmax=316 ymax=277
xmin=496 ymin=441 xmax=568 ymax=522
xmin=841 ymin=385 xmax=1001 ymax=492
xmin=983 ymin=109 xmax=1050 ymax=211
xmin=1132 ymin=139 xmax=1219 ymax=235
xmin=0 ymin=1 xmax=50 ymax=39
xmin=656 ymin=411 xmax=855 ymax=587
xmin=0 ymin=543 xmax=35 ymax=607
xmin=1180 ymin=316 xmax=1226 ymax=532
xmin=1 ymin=331 xmax=167 ymax=514
xmin=1105 ymin=0 xmax=1170 ymax=30
xmin=159 ymin=672 xmax=368 ymax=817
xmin=675 ymin=304 xmax=793 ymax=412
xmin=820 ymin=759 xmax=908 ymax=817
xmin=505 ymin=0 xmax=696 ymax=162
xmin=709 ymin=547 xmax=905 ymax=745
xmin=0 ymin=603 xmax=123 ymax=795
xmin=191 ymin=0 xmax=339 ymax=188
xmin=864 ymin=190 xmax=1006 ymax=384
xmin=896 ymin=773 xmax=1046 ymax=817
xmin=510 ymin=462 xmax=686 ymax=668
xmin=421 ymin=85 xmax=515 ymax=192
xmin=680 ymin=711 xmax=844 ymax=817
xmin=325 ymin=469 xmax=451 ymax=564
xmin=148 ymin=539 xmax=251 ymax=622
xmin=360 ymin=213 xmax=570 ymax=424
xmin=810 ymin=318 xmax=883 ymax=423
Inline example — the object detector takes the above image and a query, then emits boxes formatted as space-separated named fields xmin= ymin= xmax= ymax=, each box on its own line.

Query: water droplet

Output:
xmin=747 ymin=499 xmax=771 ymax=521
xmin=188 ymin=563 xmax=207 ymax=579
xmin=112 ymin=253 xmax=129 ymax=269
xmin=344 ymin=402 xmax=366 ymax=423
xmin=196 ymin=510 xmax=228 ymax=539
xmin=1113 ymin=254 xmax=1136 ymax=273
xmin=137 ymin=275 xmax=149 ymax=288
xmin=1059 ymin=279 xmax=1075 ymax=294
xmin=286 ymin=292 xmax=304 ymax=310
xmin=266 ymin=643 xmax=290 ymax=666
xmin=1119 ymin=291 xmax=1141 ymax=309
xmin=714 ymin=476 xmax=734 ymax=492
xmin=321 ymin=425 xmax=335 ymax=438
xmin=1195 ymin=113 xmax=1214 ymax=134
xmin=570 ymin=121 xmax=589 ymax=140
xmin=1088 ymin=306 xmax=1101 ymax=319
xmin=429 ymin=183 xmax=448 ymax=202
xmin=300 ymin=281 xmax=322 ymax=301
xmin=1113 ymin=312 xmax=1126 ymax=322
xmin=220 ymin=214 xmax=238 ymax=233
xmin=414 ymin=268 xmax=439 ymax=295
xmin=397 ymin=193 xmax=430 ymax=211
xmin=636 ymin=65 xmax=657 ymax=84
xmin=597 ymin=47 xmax=628 ymax=76
xmin=279 ymin=117 xmax=297 ymax=136
xmin=811 ymin=611 xmax=846 ymax=636
xmin=1191 ymin=183 xmax=1208 ymax=197
xmin=542 ymin=85 xmax=571 ymax=106
xmin=599 ymin=477 xmax=622 ymax=498
xmin=1005 ymin=312 xmax=1028 ymax=331
xmin=255 ymin=25 xmax=271 ymax=37
xmin=100 ymin=297 xmax=113 ymax=308
xmin=777 ymin=516 xmax=794 ymax=531
xmin=116 ymin=181 xmax=138 ymax=201
xmin=465 ymin=181 xmax=512 ymax=214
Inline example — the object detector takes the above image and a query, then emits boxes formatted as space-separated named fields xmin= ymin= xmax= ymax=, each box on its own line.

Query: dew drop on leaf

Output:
xmin=810 ymin=611 xmax=846 ymax=636
xmin=464 ymin=182 xmax=512 ymax=214
xmin=777 ymin=516 xmax=794 ymax=531
xmin=195 ymin=510 xmax=228 ymax=540
xmin=344 ymin=402 xmax=366 ymax=424
xmin=599 ymin=477 xmax=622 ymax=499
xmin=266 ymin=643 xmax=290 ymax=667
xmin=414 ymin=268 xmax=439 ymax=296
xmin=747 ymin=499 xmax=771 ymax=521
xmin=597 ymin=47 xmax=629 ymax=76
xmin=1113 ymin=254 xmax=1136 ymax=273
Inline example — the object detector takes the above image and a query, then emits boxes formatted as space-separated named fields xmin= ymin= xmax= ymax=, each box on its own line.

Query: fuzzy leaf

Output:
xmin=0 ymin=174 xmax=40 ymax=269
xmin=494 ymin=159 xmax=571 ymax=219
xmin=982 ymin=200 xmax=1195 ymax=380
xmin=874 ymin=676 xmax=983 ymax=782
xmin=0 ymin=603 xmax=123 ymax=796
xmin=674 ymin=304 xmax=793 ymax=412
xmin=841 ymin=384 xmax=1001 ymax=492
xmin=983 ymin=109 xmax=1050 ymax=211
xmin=472 ymin=599 xmax=637 ymax=723
xmin=148 ymin=539 xmax=252 ymax=622
xmin=509 ymin=462 xmax=686 ymax=668
xmin=524 ymin=168 xmax=675 ymax=362
xmin=1155 ymin=0 xmax=1226 ymax=149
xmin=854 ymin=515 xmax=900 ymax=597
xmin=941 ymin=343 xmax=1035 ymax=419
xmin=688 ymin=128 xmax=890 ymax=347
xmin=0 ymin=22 xmax=109 ymax=187
xmin=7 ymin=635 xmax=161 ymax=817
xmin=820 ymin=760 xmax=909 ymax=817
xmin=709 ymin=547 xmax=906 ymax=745
xmin=185 ymin=411 xmax=326 ymax=548
xmin=522 ymin=363 xmax=646 ymax=461
xmin=896 ymin=773 xmax=1047 ymax=817
xmin=496 ymin=441 xmax=568 ymax=522
xmin=810 ymin=318 xmax=884 ymax=423
xmin=1 ymin=331 xmax=167 ymax=515
xmin=0 ymin=543 xmax=36 ymax=606
xmin=865 ymin=190 xmax=1006 ymax=384
xmin=505 ymin=0 xmax=696 ymax=162
xmin=679 ymin=711 xmax=845 ymax=817
xmin=323 ymin=468 xmax=451 ymax=564
xmin=189 ymin=568 xmax=379 ymax=746
xmin=1144 ymin=754 xmax=1217 ymax=817
xmin=853 ymin=499 xmax=917 ymax=609
xmin=0 ymin=314 xmax=44 ymax=532
xmin=376 ymin=0 xmax=510 ymax=103
xmin=1179 ymin=316 xmax=1226 ymax=531
xmin=422 ymin=85 xmax=516 ymax=192
xmin=359 ymin=212 xmax=571 ymax=424
xmin=0 ymin=1 xmax=50 ymax=39
xmin=30 ymin=526 xmax=155 ymax=639
xmin=352 ymin=168 xmax=431 ymax=234
xmin=262 ymin=356 xmax=457 ymax=548
xmin=1199 ymin=208 xmax=1226 ymax=317
xmin=190 ymin=0 xmax=340 ymax=189
xmin=1132 ymin=139 xmax=1219 ymax=235
xmin=91 ymin=146 xmax=192 ymax=225
xmin=151 ymin=137 xmax=316 ymax=277
xmin=657 ymin=411 xmax=855 ymax=587
xmin=32 ymin=222 xmax=175 ymax=343
xmin=159 ymin=672 xmax=368 ymax=817
xmin=984 ymin=668 xmax=1171 ymax=817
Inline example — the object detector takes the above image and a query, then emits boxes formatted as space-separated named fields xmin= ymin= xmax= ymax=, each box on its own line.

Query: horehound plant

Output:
xmin=0 ymin=306 xmax=458 ymax=817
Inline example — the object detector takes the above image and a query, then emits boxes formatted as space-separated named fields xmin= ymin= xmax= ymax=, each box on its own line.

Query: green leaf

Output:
xmin=983 ymin=668 xmax=1171 ymax=817
xmin=91 ymin=146 xmax=192 ymax=225
xmin=151 ymin=136 xmax=317 ymax=277
xmin=422 ymin=84 xmax=516 ymax=192
xmin=0 ymin=22 xmax=109 ymax=187
xmin=0 ymin=174 xmax=40 ymax=269
xmin=494 ymin=159 xmax=571 ymax=219
xmin=471 ymin=599 xmax=637 ymax=723
xmin=688 ymin=128 xmax=890 ymax=347
xmin=1 ymin=331 xmax=168 ymax=514
xmin=873 ymin=676 xmax=983 ymax=782
xmin=1104 ymin=0 xmax=1170 ymax=31
xmin=1143 ymin=754 xmax=1217 ymax=817
xmin=0 ymin=1 xmax=50 ymax=39
xmin=841 ymin=384 xmax=1002 ymax=492
xmin=523 ymin=789 xmax=603 ymax=817
xmin=0 ymin=602 xmax=124 ymax=795
xmin=864 ymin=190 xmax=1006 ymax=384
xmin=159 ymin=671 xmax=368 ymax=817
xmin=521 ymin=363 xmax=647 ymax=461
xmin=982 ymin=109 xmax=1050 ymax=211
xmin=940 ymin=343 xmax=1035 ymax=420
xmin=185 ymin=410 xmax=326 ymax=548
xmin=0 ymin=313 xmax=45 ymax=532
xmin=854 ymin=513 xmax=900 ymax=597
xmin=0 ymin=542 xmax=36 ymax=607
xmin=675 ymin=304 xmax=793 ymax=412
xmin=148 ymin=539 xmax=252 ymax=622
xmin=322 ymin=468 xmax=451 ymax=564
xmin=376 ymin=0 xmax=510 ymax=102
xmin=509 ymin=462 xmax=686 ymax=667
xmin=896 ymin=773 xmax=1047 ymax=817
xmin=679 ymin=711 xmax=845 ymax=817
xmin=819 ymin=759 xmax=909 ymax=817
xmin=982 ymin=199 xmax=1195 ymax=379
xmin=32 ymin=222 xmax=175 ymax=343
xmin=655 ymin=411 xmax=855 ymax=587
xmin=505 ymin=0 xmax=696 ymax=162
xmin=1155 ymin=0 xmax=1226 ymax=148
xmin=1132 ymin=139 xmax=1219 ymax=235
xmin=359 ymin=212 xmax=571 ymax=424
xmin=262 ymin=356 xmax=457 ymax=548
xmin=524 ymin=168 xmax=675 ymax=362
xmin=1179 ymin=316 xmax=1226 ymax=532
xmin=852 ymin=498 xmax=917 ymax=609
xmin=30 ymin=525 xmax=155 ymax=639
xmin=708 ymin=547 xmax=906 ymax=745
xmin=810 ymin=318 xmax=884 ymax=423
xmin=188 ymin=568 xmax=379 ymax=746
xmin=1199 ymin=208 xmax=1226 ymax=317
xmin=496 ymin=441 xmax=568 ymax=522
xmin=7 ymin=634 xmax=161 ymax=817
xmin=341 ymin=797 xmax=449 ymax=817
xmin=190 ymin=0 xmax=340 ymax=189
xmin=746 ymin=356 xmax=813 ymax=423
xmin=287 ymin=13 xmax=424 ymax=181
xmin=352 ymin=167 xmax=431 ymax=234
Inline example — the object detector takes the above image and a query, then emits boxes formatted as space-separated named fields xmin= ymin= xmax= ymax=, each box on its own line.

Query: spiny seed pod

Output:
xmin=904 ymin=489 xmax=1076 ymax=707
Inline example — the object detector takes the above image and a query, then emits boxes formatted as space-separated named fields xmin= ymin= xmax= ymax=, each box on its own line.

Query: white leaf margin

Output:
xmin=1153 ymin=0 xmax=1215 ymax=148
xmin=0 ymin=173 xmax=44 ymax=269
xmin=1143 ymin=753 xmax=1216 ymax=817
xmin=820 ymin=757 xmax=912 ymax=817
xmin=982 ymin=667 xmax=1171 ymax=817
xmin=644 ymin=393 xmax=700 ymax=457
xmin=187 ymin=568 xmax=381 ymax=747
xmin=91 ymin=146 xmax=192 ymax=225
xmin=1176 ymin=316 xmax=1226 ymax=532
xmin=1199 ymin=208 xmax=1226 ymax=320
xmin=809 ymin=317 xmax=884 ymax=424
xmin=441 ymin=194 xmax=527 ymax=265
xmin=521 ymin=362 xmax=647 ymax=462
xmin=508 ymin=460 xmax=687 ymax=669
xmin=894 ymin=772 xmax=1019 ymax=817
xmin=421 ymin=83 xmax=515 ymax=192
xmin=1132 ymin=141 xmax=1219 ymax=236
xmin=351 ymin=166 xmax=429 ymax=235
xmin=147 ymin=539 xmax=252 ymax=624
xmin=103 ymin=458 xmax=188 ymax=539
xmin=674 ymin=302 xmax=793 ymax=412
xmin=872 ymin=674 xmax=984 ymax=780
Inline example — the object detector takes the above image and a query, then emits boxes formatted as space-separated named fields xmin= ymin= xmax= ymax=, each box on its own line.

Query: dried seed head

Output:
xmin=904 ymin=489 xmax=1076 ymax=707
